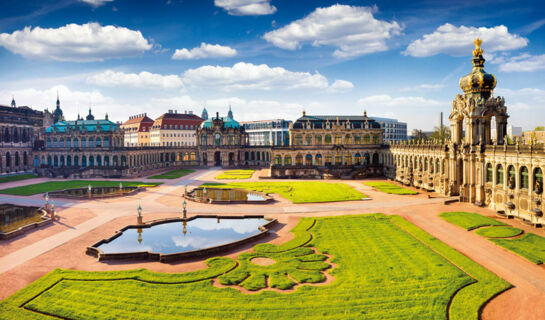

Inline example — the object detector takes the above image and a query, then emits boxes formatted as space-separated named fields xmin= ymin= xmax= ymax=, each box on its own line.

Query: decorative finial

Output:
xmin=105 ymin=113 xmax=108 ymax=120
xmin=302 ymin=109 xmax=306 ymax=116
xmin=473 ymin=38 xmax=483 ymax=57
xmin=363 ymin=109 xmax=367 ymax=117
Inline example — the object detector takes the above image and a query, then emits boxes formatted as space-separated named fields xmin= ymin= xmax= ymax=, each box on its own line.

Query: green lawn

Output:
xmin=0 ymin=174 xmax=37 ymax=184
xmin=0 ymin=180 xmax=161 ymax=196
xmin=491 ymin=233 xmax=545 ymax=264
xmin=475 ymin=226 xmax=523 ymax=238
xmin=201 ymin=181 xmax=367 ymax=203
xmin=215 ymin=169 xmax=255 ymax=180
xmin=365 ymin=181 xmax=418 ymax=195
xmin=439 ymin=211 xmax=507 ymax=230
xmin=148 ymin=169 xmax=195 ymax=179
xmin=0 ymin=214 xmax=509 ymax=320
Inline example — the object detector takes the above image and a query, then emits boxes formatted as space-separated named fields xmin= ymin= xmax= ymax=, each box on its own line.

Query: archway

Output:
xmin=214 ymin=151 xmax=221 ymax=166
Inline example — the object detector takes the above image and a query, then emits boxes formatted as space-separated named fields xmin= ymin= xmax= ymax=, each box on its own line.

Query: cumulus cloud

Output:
xmin=80 ymin=0 xmax=113 ymax=7
xmin=494 ymin=53 xmax=545 ymax=72
xmin=358 ymin=94 xmax=444 ymax=108
xmin=182 ymin=62 xmax=333 ymax=91
xmin=172 ymin=43 xmax=237 ymax=60
xmin=404 ymin=24 xmax=528 ymax=57
xmin=0 ymin=22 xmax=152 ymax=62
xmin=86 ymin=70 xmax=184 ymax=89
xmin=327 ymin=80 xmax=354 ymax=93
xmin=401 ymin=83 xmax=445 ymax=92
xmin=263 ymin=4 xmax=402 ymax=58
xmin=214 ymin=0 xmax=276 ymax=16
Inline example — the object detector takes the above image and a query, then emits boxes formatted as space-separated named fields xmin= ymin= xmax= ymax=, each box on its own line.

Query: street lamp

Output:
xmin=119 ymin=182 xmax=123 ymax=190
xmin=137 ymin=204 xmax=143 ymax=224
xmin=88 ymin=184 xmax=92 ymax=199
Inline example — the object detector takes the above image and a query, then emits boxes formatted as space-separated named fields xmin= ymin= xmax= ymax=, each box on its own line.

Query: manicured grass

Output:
xmin=0 ymin=214 xmax=509 ymax=320
xmin=215 ymin=169 xmax=255 ymax=180
xmin=148 ymin=169 xmax=195 ymax=179
xmin=0 ymin=180 xmax=161 ymax=196
xmin=491 ymin=233 xmax=545 ymax=264
xmin=201 ymin=181 xmax=367 ymax=203
xmin=475 ymin=226 xmax=523 ymax=238
xmin=439 ymin=211 xmax=507 ymax=230
xmin=365 ymin=181 xmax=418 ymax=195
xmin=0 ymin=174 xmax=37 ymax=184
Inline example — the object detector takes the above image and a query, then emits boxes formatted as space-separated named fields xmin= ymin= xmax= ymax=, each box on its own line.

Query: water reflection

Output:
xmin=97 ymin=217 xmax=268 ymax=254
xmin=0 ymin=204 xmax=43 ymax=233
xmin=194 ymin=188 xmax=267 ymax=202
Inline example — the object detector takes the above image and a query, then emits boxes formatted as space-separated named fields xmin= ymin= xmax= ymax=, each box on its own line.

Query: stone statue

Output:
xmin=534 ymin=179 xmax=543 ymax=194
xmin=508 ymin=175 xmax=516 ymax=189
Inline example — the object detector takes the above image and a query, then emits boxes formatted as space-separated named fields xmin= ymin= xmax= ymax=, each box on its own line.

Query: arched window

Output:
xmin=507 ymin=165 xmax=516 ymax=189
xmin=520 ymin=166 xmax=529 ymax=189
xmin=325 ymin=134 xmax=332 ymax=144
xmin=274 ymin=155 xmax=282 ymax=165
xmin=295 ymin=154 xmax=303 ymax=165
xmin=534 ymin=168 xmax=543 ymax=193
xmin=335 ymin=153 xmax=342 ymax=165
xmin=47 ymin=139 xmax=51 ymax=148
xmin=345 ymin=134 xmax=351 ymax=144
xmin=496 ymin=164 xmax=504 ymax=185
xmin=335 ymin=135 xmax=342 ymax=144
xmin=80 ymin=138 xmax=86 ymax=148
xmin=88 ymin=137 xmax=94 ymax=148
xmin=315 ymin=154 xmax=323 ymax=166
xmin=354 ymin=135 xmax=361 ymax=144
xmin=305 ymin=154 xmax=312 ymax=165
xmin=53 ymin=139 xmax=58 ymax=148
xmin=372 ymin=153 xmax=379 ymax=165
xmin=315 ymin=135 xmax=322 ymax=145
xmin=103 ymin=137 xmax=110 ymax=147
xmin=344 ymin=152 xmax=351 ymax=165
xmin=66 ymin=138 xmax=71 ymax=148
xmin=486 ymin=163 xmax=493 ymax=183
xmin=305 ymin=135 xmax=312 ymax=145
xmin=284 ymin=155 xmax=292 ymax=165
xmin=363 ymin=135 xmax=370 ymax=144
xmin=325 ymin=154 xmax=332 ymax=165
xmin=354 ymin=153 xmax=361 ymax=165
xmin=60 ymin=138 xmax=64 ymax=148
xmin=201 ymin=134 xmax=207 ymax=145
xmin=294 ymin=134 xmax=303 ymax=146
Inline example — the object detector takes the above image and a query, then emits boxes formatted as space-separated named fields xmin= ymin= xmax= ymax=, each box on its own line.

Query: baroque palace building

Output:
xmin=386 ymin=38 xmax=545 ymax=226
xmin=270 ymin=111 xmax=384 ymax=178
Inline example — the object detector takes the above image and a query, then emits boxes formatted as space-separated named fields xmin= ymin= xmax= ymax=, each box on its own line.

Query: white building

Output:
xmin=372 ymin=117 xmax=407 ymax=142
xmin=241 ymin=119 xmax=292 ymax=146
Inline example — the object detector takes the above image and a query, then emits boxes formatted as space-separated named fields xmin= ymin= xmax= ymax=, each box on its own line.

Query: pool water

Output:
xmin=97 ymin=217 xmax=268 ymax=254
xmin=0 ymin=204 xmax=43 ymax=233
xmin=194 ymin=188 xmax=267 ymax=202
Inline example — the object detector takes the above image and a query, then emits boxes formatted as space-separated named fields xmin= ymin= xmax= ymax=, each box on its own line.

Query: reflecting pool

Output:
xmin=97 ymin=217 xmax=268 ymax=254
xmin=191 ymin=188 xmax=268 ymax=202
xmin=0 ymin=204 xmax=44 ymax=234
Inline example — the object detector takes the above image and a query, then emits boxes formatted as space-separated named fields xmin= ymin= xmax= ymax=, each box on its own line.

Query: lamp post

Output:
xmin=183 ymin=199 xmax=187 ymax=219
xmin=88 ymin=184 xmax=92 ymax=199
xmin=44 ymin=192 xmax=50 ymax=214
xmin=50 ymin=200 xmax=56 ymax=221
xmin=137 ymin=204 xmax=143 ymax=225
xmin=203 ymin=187 xmax=207 ymax=202
xmin=119 ymin=182 xmax=123 ymax=196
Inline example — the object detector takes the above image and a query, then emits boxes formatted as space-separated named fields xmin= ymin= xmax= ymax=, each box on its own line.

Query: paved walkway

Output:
xmin=1 ymin=169 xmax=545 ymax=319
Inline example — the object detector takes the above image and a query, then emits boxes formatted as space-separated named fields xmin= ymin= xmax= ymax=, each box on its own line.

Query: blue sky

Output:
xmin=0 ymin=0 xmax=544 ymax=131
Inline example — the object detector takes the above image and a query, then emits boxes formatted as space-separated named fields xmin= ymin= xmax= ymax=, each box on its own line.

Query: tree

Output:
xmin=430 ymin=126 xmax=451 ymax=141
xmin=534 ymin=126 xmax=545 ymax=131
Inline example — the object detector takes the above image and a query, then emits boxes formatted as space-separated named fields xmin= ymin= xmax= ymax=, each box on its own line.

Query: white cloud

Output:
xmin=214 ymin=0 xmax=276 ymax=16
xmin=404 ymin=24 xmax=528 ymax=57
xmin=358 ymin=94 xmax=444 ymax=108
xmin=86 ymin=70 xmax=184 ymax=89
xmin=182 ymin=62 xmax=331 ymax=91
xmin=80 ymin=0 xmax=113 ymax=7
xmin=172 ymin=43 xmax=237 ymax=60
xmin=494 ymin=53 xmax=545 ymax=72
xmin=0 ymin=22 xmax=152 ymax=62
xmin=263 ymin=4 xmax=402 ymax=58
xmin=494 ymin=87 xmax=545 ymax=130
xmin=327 ymin=80 xmax=354 ymax=93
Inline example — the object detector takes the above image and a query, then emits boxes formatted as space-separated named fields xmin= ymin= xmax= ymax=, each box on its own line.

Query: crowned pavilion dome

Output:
xmin=459 ymin=38 xmax=497 ymax=100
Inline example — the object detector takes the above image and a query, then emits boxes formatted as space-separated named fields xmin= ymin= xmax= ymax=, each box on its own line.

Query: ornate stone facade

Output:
xmin=196 ymin=112 xmax=271 ymax=167
xmin=270 ymin=111 xmax=384 ymax=178
xmin=0 ymin=101 xmax=50 ymax=174
xmin=387 ymin=39 xmax=545 ymax=226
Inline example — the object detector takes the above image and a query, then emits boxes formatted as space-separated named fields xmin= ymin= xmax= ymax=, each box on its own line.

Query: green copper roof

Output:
xmin=46 ymin=119 xmax=117 ymax=133
xmin=200 ymin=116 xmax=241 ymax=129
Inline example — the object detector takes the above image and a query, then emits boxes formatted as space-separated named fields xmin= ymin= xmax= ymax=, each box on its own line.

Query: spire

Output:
xmin=201 ymin=107 xmax=208 ymax=120
xmin=86 ymin=106 xmax=95 ymax=120
xmin=10 ymin=96 xmax=16 ymax=108
xmin=227 ymin=104 xmax=233 ymax=119
xmin=52 ymin=92 xmax=63 ymax=123
xmin=56 ymin=91 xmax=60 ymax=109
xmin=105 ymin=112 xmax=109 ymax=120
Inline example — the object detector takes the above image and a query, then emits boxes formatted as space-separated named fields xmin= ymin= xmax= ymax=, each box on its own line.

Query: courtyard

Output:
xmin=1 ymin=168 xmax=545 ymax=319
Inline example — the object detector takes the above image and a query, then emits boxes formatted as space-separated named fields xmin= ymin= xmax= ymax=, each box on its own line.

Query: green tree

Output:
xmin=430 ymin=126 xmax=451 ymax=141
